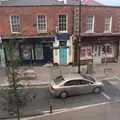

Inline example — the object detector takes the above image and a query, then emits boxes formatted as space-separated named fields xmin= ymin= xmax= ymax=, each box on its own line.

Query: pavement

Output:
xmin=0 ymin=63 xmax=120 ymax=87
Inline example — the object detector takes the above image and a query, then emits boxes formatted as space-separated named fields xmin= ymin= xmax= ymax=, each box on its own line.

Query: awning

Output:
xmin=81 ymin=33 xmax=120 ymax=37
xmin=2 ymin=35 xmax=55 ymax=43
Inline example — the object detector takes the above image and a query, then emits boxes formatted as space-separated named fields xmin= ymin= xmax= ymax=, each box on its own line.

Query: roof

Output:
xmin=0 ymin=0 xmax=104 ymax=6
xmin=63 ymin=74 xmax=84 ymax=81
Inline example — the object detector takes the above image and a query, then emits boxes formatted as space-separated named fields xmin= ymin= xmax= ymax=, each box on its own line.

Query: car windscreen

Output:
xmin=81 ymin=74 xmax=95 ymax=82
xmin=54 ymin=76 xmax=65 ymax=85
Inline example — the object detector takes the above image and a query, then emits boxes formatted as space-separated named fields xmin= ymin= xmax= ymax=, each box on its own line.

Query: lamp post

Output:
xmin=78 ymin=0 xmax=82 ymax=73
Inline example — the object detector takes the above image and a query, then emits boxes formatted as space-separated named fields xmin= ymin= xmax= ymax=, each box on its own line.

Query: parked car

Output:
xmin=49 ymin=74 xmax=104 ymax=98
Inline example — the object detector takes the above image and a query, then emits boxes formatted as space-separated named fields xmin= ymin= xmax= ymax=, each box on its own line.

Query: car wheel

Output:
xmin=59 ymin=91 xmax=68 ymax=99
xmin=93 ymin=87 xmax=101 ymax=94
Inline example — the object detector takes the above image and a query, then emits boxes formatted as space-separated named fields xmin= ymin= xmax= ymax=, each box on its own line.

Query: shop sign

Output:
xmin=56 ymin=33 xmax=70 ymax=40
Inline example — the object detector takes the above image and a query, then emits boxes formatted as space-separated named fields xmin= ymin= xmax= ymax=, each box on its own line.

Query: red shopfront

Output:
xmin=79 ymin=34 xmax=119 ymax=64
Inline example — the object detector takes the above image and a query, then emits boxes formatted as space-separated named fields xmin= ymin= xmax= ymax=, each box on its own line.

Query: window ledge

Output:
xmin=37 ymin=30 xmax=47 ymax=33
xmin=57 ymin=31 xmax=68 ymax=33
xmin=104 ymin=31 xmax=112 ymax=33
xmin=85 ymin=31 xmax=94 ymax=33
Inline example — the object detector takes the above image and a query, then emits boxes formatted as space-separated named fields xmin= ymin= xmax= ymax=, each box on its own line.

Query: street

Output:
xmin=1 ymin=76 xmax=120 ymax=119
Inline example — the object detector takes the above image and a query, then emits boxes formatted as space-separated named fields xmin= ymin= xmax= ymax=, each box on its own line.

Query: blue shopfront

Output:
xmin=53 ymin=33 xmax=72 ymax=65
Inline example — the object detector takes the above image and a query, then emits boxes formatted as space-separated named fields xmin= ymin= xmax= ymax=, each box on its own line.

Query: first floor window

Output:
xmin=104 ymin=16 xmax=112 ymax=32
xmin=10 ymin=15 xmax=20 ymax=33
xmin=58 ymin=14 xmax=67 ymax=32
xmin=86 ymin=16 xmax=94 ymax=32
xmin=37 ymin=15 xmax=47 ymax=32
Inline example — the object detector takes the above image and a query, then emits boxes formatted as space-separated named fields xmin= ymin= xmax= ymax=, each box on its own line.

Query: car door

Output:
xmin=77 ymin=79 xmax=93 ymax=94
xmin=64 ymin=80 xmax=80 ymax=96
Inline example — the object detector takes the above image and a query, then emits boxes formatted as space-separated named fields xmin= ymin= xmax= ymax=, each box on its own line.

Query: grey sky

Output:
xmin=95 ymin=0 xmax=120 ymax=6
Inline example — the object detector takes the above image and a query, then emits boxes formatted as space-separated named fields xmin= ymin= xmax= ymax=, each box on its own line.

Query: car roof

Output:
xmin=62 ymin=74 xmax=84 ymax=81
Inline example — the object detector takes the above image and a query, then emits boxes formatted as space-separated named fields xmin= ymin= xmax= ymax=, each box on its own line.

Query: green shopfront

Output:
xmin=3 ymin=36 xmax=54 ymax=66
xmin=53 ymin=33 xmax=73 ymax=65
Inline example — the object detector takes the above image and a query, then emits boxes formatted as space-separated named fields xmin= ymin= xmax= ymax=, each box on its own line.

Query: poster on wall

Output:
xmin=80 ymin=46 xmax=92 ymax=60
xmin=102 ymin=44 xmax=113 ymax=57
xmin=21 ymin=45 xmax=32 ymax=60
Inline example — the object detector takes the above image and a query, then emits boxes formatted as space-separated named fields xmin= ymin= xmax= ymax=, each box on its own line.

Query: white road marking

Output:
xmin=101 ymin=92 xmax=111 ymax=100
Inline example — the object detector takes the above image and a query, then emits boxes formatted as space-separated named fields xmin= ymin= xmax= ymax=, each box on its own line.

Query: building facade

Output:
xmin=0 ymin=0 xmax=120 ymax=66
xmin=0 ymin=4 xmax=73 ymax=66
xmin=73 ymin=5 xmax=120 ymax=65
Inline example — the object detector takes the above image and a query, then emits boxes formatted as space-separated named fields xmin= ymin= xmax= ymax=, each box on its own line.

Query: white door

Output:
xmin=93 ymin=44 xmax=102 ymax=64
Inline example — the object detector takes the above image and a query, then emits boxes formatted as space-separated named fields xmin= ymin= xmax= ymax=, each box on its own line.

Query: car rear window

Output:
xmin=54 ymin=76 xmax=64 ymax=85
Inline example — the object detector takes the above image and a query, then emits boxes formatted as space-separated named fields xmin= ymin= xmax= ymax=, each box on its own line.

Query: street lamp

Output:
xmin=78 ymin=0 xmax=82 ymax=73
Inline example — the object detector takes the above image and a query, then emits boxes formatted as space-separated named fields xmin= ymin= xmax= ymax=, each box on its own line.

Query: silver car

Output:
xmin=49 ymin=74 xmax=104 ymax=98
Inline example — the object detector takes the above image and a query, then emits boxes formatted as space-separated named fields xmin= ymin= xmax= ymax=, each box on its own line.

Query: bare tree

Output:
xmin=0 ymin=37 xmax=35 ymax=120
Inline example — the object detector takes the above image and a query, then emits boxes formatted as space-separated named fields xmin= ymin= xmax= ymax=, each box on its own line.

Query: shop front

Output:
xmin=73 ymin=33 xmax=120 ymax=65
xmin=3 ymin=36 xmax=54 ymax=66
xmin=80 ymin=34 xmax=119 ymax=64
xmin=53 ymin=33 xmax=73 ymax=65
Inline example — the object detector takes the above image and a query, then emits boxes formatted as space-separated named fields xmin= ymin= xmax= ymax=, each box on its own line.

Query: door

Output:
xmin=59 ymin=47 xmax=67 ymax=64
xmin=44 ymin=44 xmax=53 ymax=63
xmin=93 ymin=44 xmax=102 ymax=64
xmin=78 ymin=79 xmax=93 ymax=94
xmin=64 ymin=80 xmax=80 ymax=96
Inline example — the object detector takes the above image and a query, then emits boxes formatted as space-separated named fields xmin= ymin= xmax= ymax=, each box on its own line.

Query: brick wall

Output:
xmin=81 ymin=6 xmax=120 ymax=33
xmin=0 ymin=6 xmax=73 ymax=37
xmin=1 ymin=5 xmax=120 ymax=37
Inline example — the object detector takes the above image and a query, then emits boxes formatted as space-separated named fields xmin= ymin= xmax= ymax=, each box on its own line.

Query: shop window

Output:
xmin=81 ymin=48 xmax=86 ymax=57
xmin=87 ymin=47 xmax=92 ymax=56
xmin=59 ymin=41 xmax=67 ymax=47
xmin=107 ymin=46 xmax=112 ymax=54
xmin=21 ymin=45 xmax=32 ymax=60
xmin=102 ymin=44 xmax=113 ymax=57
xmin=35 ymin=44 xmax=44 ymax=60
xmin=81 ymin=46 xmax=92 ymax=60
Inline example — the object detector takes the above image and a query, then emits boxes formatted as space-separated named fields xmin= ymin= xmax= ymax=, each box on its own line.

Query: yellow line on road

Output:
xmin=28 ymin=85 xmax=49 ymax=88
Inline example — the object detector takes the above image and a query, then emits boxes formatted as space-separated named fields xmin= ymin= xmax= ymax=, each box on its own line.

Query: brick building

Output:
xmin=74 ymin=5 xmax=120 ymax=65
xmin=0 ymin=0 xmax=73 ymax=66
xmin=0 ymin=0 xmax=120 ymax=66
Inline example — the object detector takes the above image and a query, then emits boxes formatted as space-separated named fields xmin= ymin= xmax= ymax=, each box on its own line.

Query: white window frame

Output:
xmin=37 ymin=14 xmax=47 ymax=33
xmin=86 ymin=16 xmax=95 ymax=33
xmin=104 ymin=16 xmax=112 ymax=33
xmin=10 ymin=15 xmax=21 ymax=33
xmin=58 ymin=14 xmax=68 ymax=33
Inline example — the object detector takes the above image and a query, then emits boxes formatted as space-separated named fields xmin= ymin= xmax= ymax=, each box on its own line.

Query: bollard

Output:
xmin=49 ymin=104 xmax=53 ymax=113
